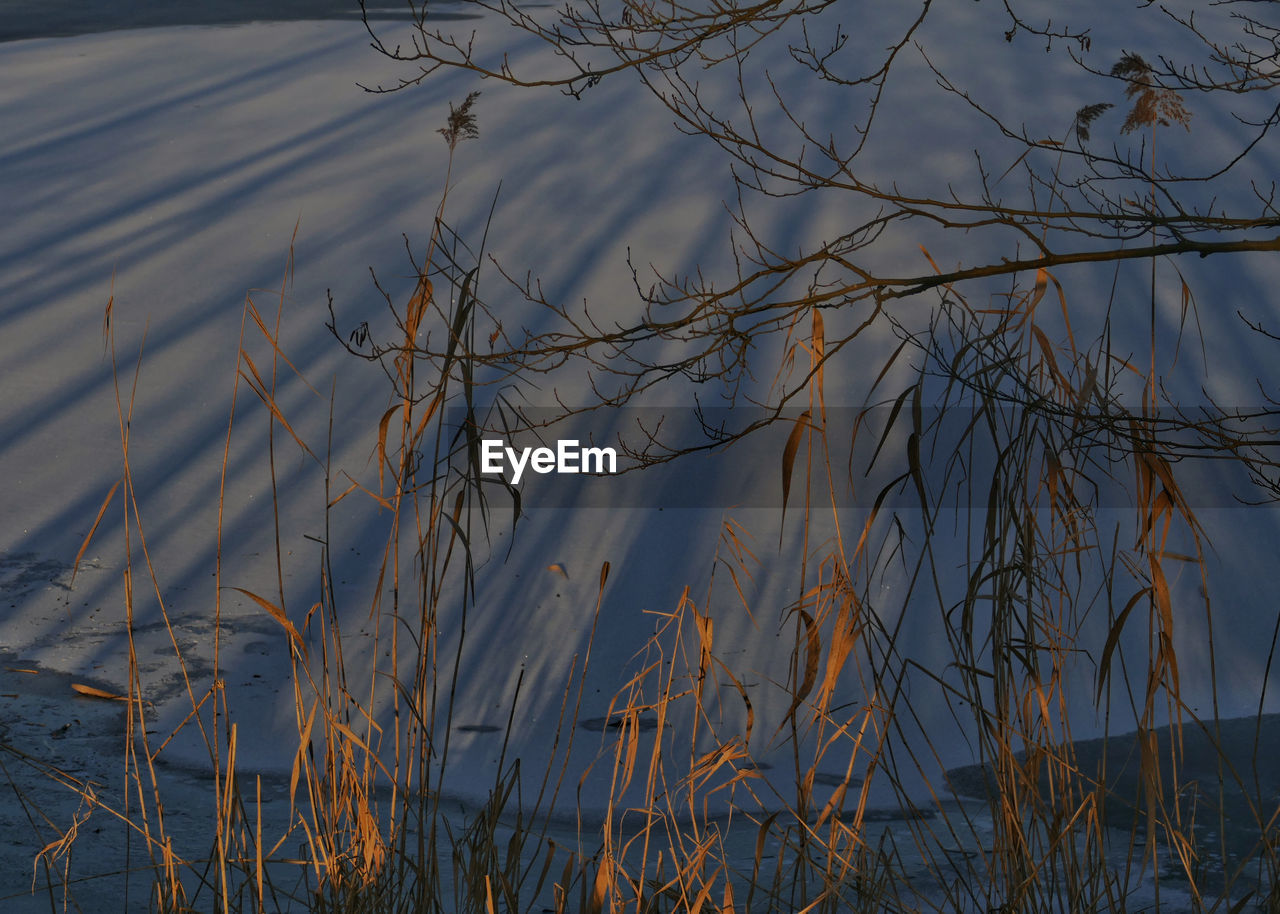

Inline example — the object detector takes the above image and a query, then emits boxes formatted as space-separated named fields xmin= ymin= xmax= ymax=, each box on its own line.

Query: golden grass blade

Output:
xmin=812 ymin=306 xmax=825 ymax=413
xmin=1047 ymin=268 xmax=1077 ymax=357
xmin=722 ymin=879 xmax=735 ymax=914
xmin=410 ymin=387 xmax=444 ymax=450
xmin=237 ymin=355 xmax=319 ymax=463
xmin=255 ymin=775 xmax=264 ymax=908
xmin=918 ymin=244 xmax=943 ymax=275
xmin=588 ymin=854 xmax=612 ymax=914
xmin=244 ymin=297 xmax=321 ymax=397
xmin=227 ymin=587 xmax=308 ymax=661
xmin=70 ymin=478 xmax=120 ymax=589
xmin=1150 ymin=554 xmax=1176 ymax=642
xmin=618 ymin=709 xmax=641 ymax=794
xmin=694 ymin=609 xmax=713 ymax=663
xmin=816 ymin=777 xmax=847 ymax=827
xmin=1029 ymin=267 xmax=1048 ymax=312
xmin=817 ymin=592 xmax=859 ymax=714
xmin=401 ymin=274 xmax=432 ymax=345
xmin=718 ymin=664 xmax=754 ymax=745
xmin=328 ymin=471 xmax=392 ymax=510
xmin=326 ymin=716 xmax=381 ymax=759
xmin=291 ymin=698 xmax=318 ymax=811
xmin=688 ymin=875 xmax=714 ymax=914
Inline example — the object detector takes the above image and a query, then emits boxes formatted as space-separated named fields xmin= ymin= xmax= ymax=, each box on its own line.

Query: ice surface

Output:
xmin=2 ymin=5 xmax=1279 ymax=909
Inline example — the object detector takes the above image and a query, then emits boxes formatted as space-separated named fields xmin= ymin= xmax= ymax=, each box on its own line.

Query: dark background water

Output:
xmin=0 ymin=1 xmax=471 ymax=43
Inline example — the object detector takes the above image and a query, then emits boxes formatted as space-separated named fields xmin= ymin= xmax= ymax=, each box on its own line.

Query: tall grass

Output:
xmin=13 ymin=96 xmax=1279 ymax=914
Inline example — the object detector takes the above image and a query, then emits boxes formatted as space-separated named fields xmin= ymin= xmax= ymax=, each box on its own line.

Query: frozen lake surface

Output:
xmin=2 ymin=3 xmax=1278 ymax=909
xmin=0 ymin=0 xmax=467 ymax=43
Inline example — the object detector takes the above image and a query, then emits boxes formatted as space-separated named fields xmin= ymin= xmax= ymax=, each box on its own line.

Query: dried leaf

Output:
xmin=907 ymin=432 xmax=927 ymax=508
xmin=1029 ymin=268 xmax=1048 ymax=311
xmin=376 ymin=405 xmax=400 ymax=493
xmin=1031 ymin=324 xmax=1062 ymax=384
xmin=1098 ymin=588 xmax=1148 ymax=700
xmin=780 ymin=409 xmax=811 ymax=538
xmin=778 ymin=608 xmax=821 ymax=728
xmin=228 ymin=587 xmax=308 ymax=661
xmin=72 ymin=683 xmax=129 ymax=702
